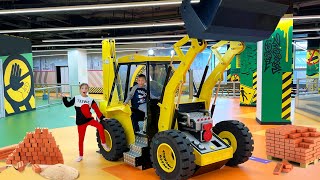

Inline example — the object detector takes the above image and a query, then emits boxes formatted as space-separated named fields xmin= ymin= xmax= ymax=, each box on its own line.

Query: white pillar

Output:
xmin=0 ymin=60 xmax=4 ymax=118
xmin=68 ymin=49 xmax=88 ymax=96
xmin=256 ymin=41 xmax=263 ymax=121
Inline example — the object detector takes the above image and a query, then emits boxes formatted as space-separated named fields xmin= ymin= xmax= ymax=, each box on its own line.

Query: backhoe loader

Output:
xmin=96 ymin=0 xmax=290 ymax=179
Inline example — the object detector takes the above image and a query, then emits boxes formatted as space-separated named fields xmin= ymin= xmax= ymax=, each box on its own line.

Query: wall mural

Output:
xmin=0 ymin=35 xmax=35 ymax=116
xmin=239 ymin=43 xmax=257 ymax=106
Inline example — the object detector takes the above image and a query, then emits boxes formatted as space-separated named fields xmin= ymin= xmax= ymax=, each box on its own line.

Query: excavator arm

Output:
xmin=199 ymin=41 xmax=245 ymax=109
xmin=158 ymin=35 xmax=207 ymax=131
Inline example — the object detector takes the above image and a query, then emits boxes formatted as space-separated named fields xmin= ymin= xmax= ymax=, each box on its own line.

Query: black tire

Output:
xmin=96 ymin=119 xmax=127 ymax=161
xmin=213 ymin=120 xmax=254 ymax=166
xmin=150 ymin=130 xmax=196 ymax=180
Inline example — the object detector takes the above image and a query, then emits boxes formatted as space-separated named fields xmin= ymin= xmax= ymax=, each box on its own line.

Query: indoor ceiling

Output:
xmin=0 ymin=0 xmax=319 ymax=52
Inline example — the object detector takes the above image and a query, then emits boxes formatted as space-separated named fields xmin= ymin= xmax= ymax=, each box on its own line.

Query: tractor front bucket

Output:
xmin=181 ymin=0 xmax=290 ymax=42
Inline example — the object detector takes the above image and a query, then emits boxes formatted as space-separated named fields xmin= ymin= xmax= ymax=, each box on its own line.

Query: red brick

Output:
xmin=308 ymin=127 xmax=317 ymax=132
xmin=6 ymin=159 xmax=12 ymax=164
xmin=48 ymin=148 xmax=53 ymax=153
xmin=34 ymin=134 xmax=40 ymax=139
xmin=273 ymin=162 xmax=284 ymax=175
xmin=301 ymin=132 xmax=310 ymax=137
xmin=35 ymin=128 xmax=41 ymax=134
xmin=44 ymin=152 xmax=50 ymax=156
xmin=289 ymin=133 xmax=302 ymax=139
xmin=26 ymin=133 xmax=33 ymax=139
xmin=275 ymin=144 xmax=280 ymax=148
xmin=39 ymin=156 xmax=45 ymax=161
xmin=304 ymin=137 xmax=320 ymax=144
xmin=280 ymin=145 xmax=285 ymax=149
xmin=32 ymin=164 xmax=42 ymax=173
xmin=290 ymin=138 xmax=303 ymax=144
xmin=280 ymin=139 xmax=285 ymax=142
xmin=42 ymin=128 xmax=49 ymax=135
xmin=26 ymin=152 xmax=31 ymax=156
xmin=310 ymin=132 xmax=320 ymax=137
xmin=30 ymin=139 xmax=36 ymax=144
xmin=300 ymin=142 xmax=316 ymax=149
xmin=32 ymin=152 xmax=38 ymax=156
xmin=15 ymin=156 xmax=21 ymax=161
xmin=285 ymin=146 xmax=290 ymax=150
xmin=36 ymin=139 xmax=43 ymax=143
xmin=41 ymin=160 xmax=46 ymax=164
xmin=282 ymin=160 xmax=293 ymax=169
xmin=41 ymin=147 xmax=46 ymax=152
xmin=296 ymin=126 xmax=309 ymax=133
xmin=29 ymin=147 xmax=34 ymax=152
xmin=295 ymin=155 xmax=301 ymax=159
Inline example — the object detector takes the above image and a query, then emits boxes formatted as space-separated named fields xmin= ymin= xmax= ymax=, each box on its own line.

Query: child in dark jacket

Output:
xmin=61 ymin=83 xmax=109 ymax=162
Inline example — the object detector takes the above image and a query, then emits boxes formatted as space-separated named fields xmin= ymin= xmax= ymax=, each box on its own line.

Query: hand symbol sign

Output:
xmin=10 ymin=63 xmax=24 ymax=91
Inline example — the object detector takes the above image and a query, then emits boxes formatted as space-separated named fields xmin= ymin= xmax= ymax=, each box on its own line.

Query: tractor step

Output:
xmin=123 ymin=133 xmax=151 ymax=170
xmin=123 ymin=151 xmax=141 ymax=167
xmin=130 ymin=143 xmax=147 ymax=156
xmin=135 ymin=133 xmax=148 ymax=145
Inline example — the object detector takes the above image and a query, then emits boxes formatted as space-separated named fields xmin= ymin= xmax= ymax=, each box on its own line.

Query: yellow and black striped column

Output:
xmin=281 ymin=72 xmax=292 ymax=120
xmin=252 ymin=72 xmax=257 ymax=104
xmin=227 ymin=64 xmax=231 ymax=81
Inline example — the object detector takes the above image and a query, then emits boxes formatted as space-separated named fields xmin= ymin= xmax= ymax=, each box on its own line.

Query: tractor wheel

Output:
xmin=213 ymin=120 xmax=254 ymax=166
xmin=97 ymin=119 xmax=127 ymax=161
xmin=150 ymin=130 xmax=196 ymax=180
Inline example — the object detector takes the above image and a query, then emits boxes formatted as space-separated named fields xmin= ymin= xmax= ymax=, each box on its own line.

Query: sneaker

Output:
xmin=75 ymin=156 xmax=83 ymax=162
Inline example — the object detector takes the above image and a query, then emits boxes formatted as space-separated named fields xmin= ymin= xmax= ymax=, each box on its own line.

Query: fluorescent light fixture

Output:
xmin=0 ymin=22 xmax=184 ymax=34
xmin=42 ymin=34 xmax=186 ymax=43
xmin=283 ymin=15 xmax=320 ymax=20
xmin=32 ymin=40 xmax=179 ymax=48
xmin=292 ymin=42 xmax=307 ymax=51
xmin=170 ymin=50 xmax=175 ymax=56
xmin=293 ymin=28 xmax=320 ymax=33
xmin=293 ymin=36 xmax=320 ymax=41
xmin=0 ymin=0 xmax=200 ymax=15
xmin=33 ymin=54 xmax=68 ymax=58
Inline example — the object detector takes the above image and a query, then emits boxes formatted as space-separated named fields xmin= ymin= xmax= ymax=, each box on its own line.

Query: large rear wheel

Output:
xmin=150 ymin=130 xmax=196 ymax=180
xmin=97 ymin=119 xmax=127 ymax=161
xmin=213 ymin=120 xmax=254 ymax=166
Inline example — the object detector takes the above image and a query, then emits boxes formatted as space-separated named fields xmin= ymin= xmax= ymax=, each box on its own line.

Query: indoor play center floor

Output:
xmin=0 ymin=97 xmax=319 ymax=180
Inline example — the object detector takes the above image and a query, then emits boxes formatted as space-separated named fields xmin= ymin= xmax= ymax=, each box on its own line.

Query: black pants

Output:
xmin=131 ymin=108 xmax=145 ymax=132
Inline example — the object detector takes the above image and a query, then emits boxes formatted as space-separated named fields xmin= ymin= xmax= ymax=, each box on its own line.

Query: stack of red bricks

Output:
xmin=5 ymin=128 xmax=64 ymax=165
xmin=266 ymin=125 xmax=320 ymax=166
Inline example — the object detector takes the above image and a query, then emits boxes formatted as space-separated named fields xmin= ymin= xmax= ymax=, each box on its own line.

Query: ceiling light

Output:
xmin=283 ymin=15 xmax=320 ymax=20
xmin=33 ymin=54 xmax=68 ymax=58
xmin=0 ymin=0 xmax=200 ymax=15
xmin=32 ymin=40 xmax=180 ymax=48
xmin=42 ymin=34 xmax=186 ymax=43
xmin=293 ymin=36 xmax=320 ymax=41
xmin=0 ymin=22 xmax=184 ymax=34
xmin=293 ymin=28 xmax=320 ymax=33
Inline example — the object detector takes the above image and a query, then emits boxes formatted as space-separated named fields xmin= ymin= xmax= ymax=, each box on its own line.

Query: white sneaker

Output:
xmin=75 ymin=156 xmax=83 ymax=162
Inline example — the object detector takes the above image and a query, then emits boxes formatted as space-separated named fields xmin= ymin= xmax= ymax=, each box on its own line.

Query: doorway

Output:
xmin=56 ymin=66 xmax=69 ymax=93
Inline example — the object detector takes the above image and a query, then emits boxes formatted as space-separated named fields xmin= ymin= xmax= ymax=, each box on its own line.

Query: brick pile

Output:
xmin=5 ymin=128 xmax=64 ymax=165
xmin=266 ymin=125 xmax=320 ymax=167
xmin=273 ymin=160 xmax=294 ymax=175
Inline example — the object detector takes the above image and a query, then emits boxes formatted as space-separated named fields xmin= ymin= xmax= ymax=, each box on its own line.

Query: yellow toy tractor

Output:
xmin=96 ymin=0 xmax=290 ymax=179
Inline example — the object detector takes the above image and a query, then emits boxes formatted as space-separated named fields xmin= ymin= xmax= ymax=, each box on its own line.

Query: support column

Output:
xmin=239 ymin=43 xmax=257 ymax=106
xmin=306 ymin=39 xmax=319 ymax=93
xmin=256 ymin=18 xmax=293 ymax=124
xmin=68 ymin=49 xmax=88 ymax=96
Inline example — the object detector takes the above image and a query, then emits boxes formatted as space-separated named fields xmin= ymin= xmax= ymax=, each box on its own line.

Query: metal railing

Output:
xmin=213 ymin=81 xmax=240 ymax=97
xmin=295 ymin=78 xmax=320 ymax=109
xmin=34 ymin=86 xmax=63 ymax=108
